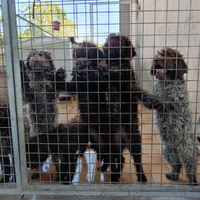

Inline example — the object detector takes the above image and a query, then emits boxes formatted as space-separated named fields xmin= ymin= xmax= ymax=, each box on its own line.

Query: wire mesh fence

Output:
xmin=0 ymin=4 xmax=16 ymax=187
xmin=0 ymin=0 xmax=200 ymax=197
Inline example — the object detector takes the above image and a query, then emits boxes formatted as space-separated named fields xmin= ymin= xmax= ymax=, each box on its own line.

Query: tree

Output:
xmin=0 ymin=17 xmax=4 ymax=45
xmin=18 ymin=0 xmax=76 ymax=40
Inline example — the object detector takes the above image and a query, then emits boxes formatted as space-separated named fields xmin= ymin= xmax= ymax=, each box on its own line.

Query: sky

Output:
xmin=14 ymin=0 xmax=120 ymax=45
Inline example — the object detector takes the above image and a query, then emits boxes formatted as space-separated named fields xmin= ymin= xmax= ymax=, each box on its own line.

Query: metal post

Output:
xmin=90 ymin=3 xmax=94 ymax=42
xmin=1 ymin=0 xmax=27 ymax=190
xmin=135 ymin=1 xmax=141 ymax=86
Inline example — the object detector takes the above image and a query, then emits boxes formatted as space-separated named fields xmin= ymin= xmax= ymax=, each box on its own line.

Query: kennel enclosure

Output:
xmin=0 ymin=0 xmax=200 ymax=197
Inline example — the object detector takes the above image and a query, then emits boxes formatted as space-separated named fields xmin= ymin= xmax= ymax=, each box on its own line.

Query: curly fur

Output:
xmin=22 ymin=50 xmax=66 ymax=136
xmin=139 ymin=47 xmax=198 ymax=185
xmin=67 ymin=41 xmax=107 ymax=129
xmin=94 ymin=34 xmax=147 ymax=182
xmin=0 ymin=60 xmax=31 ymax=183
xmin=0 ymin=103 xmax=29 ymax=183
xmin=27 ymin=117 xmax=89 ymax=183
xmin=0 ymin=105 xmax=13 ymax=183
xmin=66 ymin=41 xmax=116 ymax=180
xmin=23 ymin=49 xmax=89 ymax=183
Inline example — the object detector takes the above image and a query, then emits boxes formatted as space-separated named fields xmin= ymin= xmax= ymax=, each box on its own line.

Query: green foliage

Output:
xmin=19 ymin=0 xmax=76 ymax=40
xmin=0 ymin=20 xmax=4 ymax=46
xmin=0 ymin=34 xmax=4 ymax=46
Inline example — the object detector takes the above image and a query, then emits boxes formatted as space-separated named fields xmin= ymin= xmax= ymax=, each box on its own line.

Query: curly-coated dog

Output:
xmin=21 ymin=49 xmax=66 ymax=178
xmin=21 ymin=50 xmax=66 ymax=136
xmin=68 ymin=39 xmax=107 ymax=130
xmin=0 ymin=104 xmax=13 ymax=183
xmin=95 ymin=34 xmax=147 ymax=182
xmin=67 ymin=39 xmax=115 ymax=180
xmin=27 ymin=117 xmax=89 ymax=183
xmin=0 ymin=61 xmax=31 ymax=183
xmin=139 ymin=47 xmax=198 ymax=185
xmin=0 ymin=104 xmax=29 ymax=183
xmin=23 ymin=50 xmax=89 ymax=183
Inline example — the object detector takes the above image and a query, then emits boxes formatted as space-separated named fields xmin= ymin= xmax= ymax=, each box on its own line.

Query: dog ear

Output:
xmin=43 ymin=51 xmax=54 ymax=70
xmin=150 ymin=61 xmax=155 ymax=76
xmin=131 ymin=47 xmax=137 ymax=57
xmin=177 ymin=54 xmax=188 ymax=78
xmin=98 ymin=49 xmax=104 ymax=59
xmin=124 ymin=37 xmax=136 ymax=58
xmin=82 ymin=42 xmax=103 ymax=60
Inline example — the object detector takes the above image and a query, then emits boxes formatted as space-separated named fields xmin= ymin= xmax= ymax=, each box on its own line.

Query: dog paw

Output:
xmin=62 ymin=182 xmax=71 ymax=185
xmin=76 ymin=59 xmax=87 ymax=70
xmin=188 ymin=176 xmax=198 ymax=186
xmin=132 ymin=84 xmax=142 ymax=100
xmin=59 ymin=173 xmax=74 ymax=184
xmin=31 ymin=172 xmax=40 ymax=180
xmin=55 ymin=175 xmax=69 ymax=184
xmin=97 ymin=66 xmax=108 ymax=76
xmin=137 ymin=173 xmax=147 ymax=182
xmin=56 ymin=67 xmax=66 ymax=81
xmin=165 ymin=173 xmax=179 ymax=180
xmin=0 ymin=176 xmax=10 ymax=183
xmin=0 ymin=178 xmax=5 ymax=183
xmin=150 ymin=97 xmax=164 ymax=110
xmin=110 ymin=174 xmax=119 ymax=183
xmin=43 ymin=66 xmax=54 ymax=81
xmin=75 ymin=69 xmax=88 ymax=80
xmin=190 ymin=181 xmax=198 ymax=186
xmin=97 ymin=164 xmax=108 ymax=172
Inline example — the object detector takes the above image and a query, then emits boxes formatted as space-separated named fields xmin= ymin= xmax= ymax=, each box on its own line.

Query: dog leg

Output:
xmin=94 ymin=145 xmax=110 ymax=172
xmin=56 ymin=154 xmax=77 ymax=184
xmin=163 ymin=146 xmax=182 ymax=181
xmin=178 ymin=144 xmax=198 ymax=185
xmin=27 ymin=135 xmax=50 ymax=180
xmin=90 ymin=135 xmax=110 ymax=172
xmin=55 ymin=68 xmax=66 ymax=92
xmin=31 ymin=168 xmax=41 ymax=180
xmin=0 ymin=154 xmax=10 ymax=183
xmin=112 ymin=153 xmax=125 ymax=183
xmin=97 ymin=148 xmax=110 ymax=172
xmin=10 ymin=154 xmax=16 ymax=182
xmin=98 ymin=158 xmax=109 ymax=172
xmin=132 ymin=86 xmax=172 ymax=112
xmin=130 ymin=135 xmax=147 ymax=182
xmin=108 ymin=145 xmax=124 ymax=183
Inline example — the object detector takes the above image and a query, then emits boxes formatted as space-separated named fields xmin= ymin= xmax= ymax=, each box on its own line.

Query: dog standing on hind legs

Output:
xmin=98 ymin=34 xmax=147 ymax=183
xmin=136 ymin=47 xmax=198 ymax=185
xmin=21 ymin=50 xmax=66 ymax=136
xmin=23 ymin=49 xmax=90 ymax=184
xmin=68 ymin=39 xmax=120 ymax=182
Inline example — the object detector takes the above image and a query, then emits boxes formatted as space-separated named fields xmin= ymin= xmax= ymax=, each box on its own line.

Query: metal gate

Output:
xmin=0 ymin=0 xmax=200 ymax=197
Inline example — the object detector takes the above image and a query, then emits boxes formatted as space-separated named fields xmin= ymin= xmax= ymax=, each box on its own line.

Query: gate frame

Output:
xmin=0 ymin=0 xmax=200 ymax=198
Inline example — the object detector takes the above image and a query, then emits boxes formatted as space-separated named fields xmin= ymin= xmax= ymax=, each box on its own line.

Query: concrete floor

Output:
xmin=1 ymin=97 xmax=200 ymax=198
xmin=0 ymin=195 xmax=200 ymax=200
xmin=25 ymin=98 xmax=200 ymax=186
xmin=0 ymin=195 xmax=199 ymax=200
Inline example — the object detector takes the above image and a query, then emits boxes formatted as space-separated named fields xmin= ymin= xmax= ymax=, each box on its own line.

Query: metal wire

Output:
xmin=0 ymin=0 xmax=199 ymax=197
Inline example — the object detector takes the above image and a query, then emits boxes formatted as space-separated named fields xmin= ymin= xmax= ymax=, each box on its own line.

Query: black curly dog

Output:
xmin=69 ymin=35 xmax=148 ymax=183
xmin=22 ymin=50 xmax=89 ymax=183
xmin=68 ymin=39 xmax=127 ymax=182
xmin=92 ymin=34 xmax=147 ymax=182
xmin=0 ymin=105 xmax=14 ymax=183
